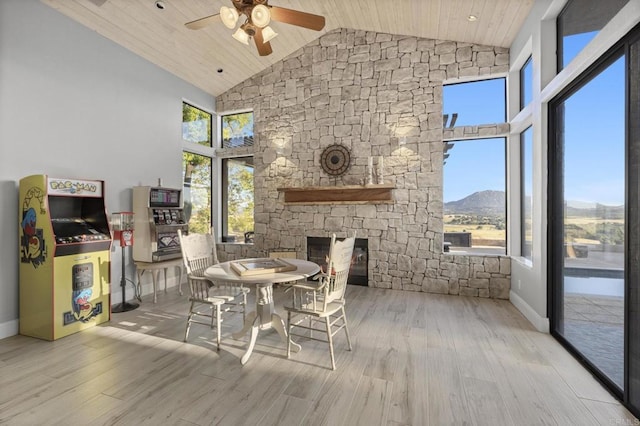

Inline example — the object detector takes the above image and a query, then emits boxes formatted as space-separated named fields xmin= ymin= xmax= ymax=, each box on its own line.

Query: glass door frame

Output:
xmin=548 ymin=45 xmax=629 ymax=401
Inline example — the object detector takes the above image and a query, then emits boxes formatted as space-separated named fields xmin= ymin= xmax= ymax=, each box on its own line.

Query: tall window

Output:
xmin=182 ymin=153 xmax=211 ymax=234
xmin=557 ymin=0 xmax=630 ymax=71
xmin=221 ymin=157 xmax=254 ymax=242
xmin=219 ymin=111 xmax=255 ymax=243
xmin=520 ymin=56 xmax=533 ymax=110
xmin=443 ymin=138 xmax=506 ymax=255
xmin=443 ymin=78 xmax=507 ymax=255
xmin=182 ymin=102 xmax=213 ymax=233
xmin=521 ymin=126 xmax=533 ymax=260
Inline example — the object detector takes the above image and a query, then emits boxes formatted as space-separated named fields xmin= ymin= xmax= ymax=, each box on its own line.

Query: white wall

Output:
xmin=507 ymin=0 xmax=556 ymax=332
xmin=508 ymin=0 xmax=640 ymax=331
xmin=0 ymin=0 xmax=214 ymax=339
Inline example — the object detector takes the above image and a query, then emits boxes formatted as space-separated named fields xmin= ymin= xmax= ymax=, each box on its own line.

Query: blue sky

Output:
xmin=443 ymin=78 xmax=506 ymax=202
xmin=563 ymin=55 xmax=625 ymax=206
xmin=442 ymin=34 xmax=625 ymax=206
xmin=442 ymin=138 xmax=505 ymax=203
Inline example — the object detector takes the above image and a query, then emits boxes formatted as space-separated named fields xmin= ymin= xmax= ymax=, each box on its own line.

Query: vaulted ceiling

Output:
xmin=41 ymin=0 xmax=534 ymax=96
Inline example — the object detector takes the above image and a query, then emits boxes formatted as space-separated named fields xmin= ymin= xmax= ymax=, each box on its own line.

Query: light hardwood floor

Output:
xmin=0 ymin=285 xmax=636 ymax=425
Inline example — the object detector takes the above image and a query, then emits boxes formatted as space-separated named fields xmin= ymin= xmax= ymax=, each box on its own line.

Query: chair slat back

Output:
xmin=178 ymin=228 xmax=220 ymax=302
xmin=189 ymin=276 xmax=211 ymax=302
xmin=178 ymin=229 xmax=218 ymax=276
xmin=188 ymin=255 xmax=214 ymax=277
xmin=323 ymin=234 xmax=356 ymax=308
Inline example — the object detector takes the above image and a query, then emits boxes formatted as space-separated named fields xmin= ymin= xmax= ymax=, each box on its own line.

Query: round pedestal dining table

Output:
xmin=205 ymin=258 xmax=320 ymax=365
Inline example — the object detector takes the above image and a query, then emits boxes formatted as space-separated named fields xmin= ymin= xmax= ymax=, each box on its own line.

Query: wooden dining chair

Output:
xmin=284 ymin=233 xmax=355 ymax=370
xmin=177 ymin=228 xmax=248 ymax=350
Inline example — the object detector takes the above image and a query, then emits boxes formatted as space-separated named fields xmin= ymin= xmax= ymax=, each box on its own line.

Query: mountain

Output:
xmin=444 ymin=190 xmax=505 ymax=216
xmin=444 ymin=190 xmax=624 ymax=219
xmin=565 ymin=202 xmax=624 ymax=219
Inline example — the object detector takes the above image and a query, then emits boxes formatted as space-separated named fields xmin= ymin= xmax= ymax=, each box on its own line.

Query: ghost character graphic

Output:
xmin=22 ymin=208 xmax=36 ymax=236
xmin=72 ymin=288 xmax=94 ymax=322
xmin=21 ymin=208 xmax=43 ymax=263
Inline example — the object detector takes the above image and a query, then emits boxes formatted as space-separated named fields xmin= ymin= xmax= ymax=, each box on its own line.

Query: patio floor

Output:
xmin=564 ymin=293 xmax=624 ymax=389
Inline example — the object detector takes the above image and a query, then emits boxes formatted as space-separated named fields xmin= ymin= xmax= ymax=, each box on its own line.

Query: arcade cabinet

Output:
xmin=19 ymin=175 xmax=112 ymax=340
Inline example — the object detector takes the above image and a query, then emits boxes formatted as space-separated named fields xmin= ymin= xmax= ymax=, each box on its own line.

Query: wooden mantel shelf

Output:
xmin=278 ymin=184 xmax=395 ymax=204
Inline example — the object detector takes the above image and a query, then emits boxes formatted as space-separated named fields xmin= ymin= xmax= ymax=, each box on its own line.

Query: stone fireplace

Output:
xmin=217 ymin=28 xmax=511 ymax=300
xmin=307 ymin=237 xmax=368 ymax=286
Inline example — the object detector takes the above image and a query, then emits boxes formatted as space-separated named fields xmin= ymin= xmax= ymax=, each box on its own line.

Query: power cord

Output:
xmin=128 ymin=277 xmax=141 ymax=302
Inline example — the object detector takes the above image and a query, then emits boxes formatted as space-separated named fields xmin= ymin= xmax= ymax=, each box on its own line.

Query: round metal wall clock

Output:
xmin=320 ymin=144 xmax=351 ymax=176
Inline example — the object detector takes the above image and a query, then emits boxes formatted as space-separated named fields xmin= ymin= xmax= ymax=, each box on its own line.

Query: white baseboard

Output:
xmin=1 ymin=277 xmax=186 ymax=340
xmin=0 ymin=319 xmax=19 ymax=340
xmin=510 ymin=290 xmax=549 ymax=333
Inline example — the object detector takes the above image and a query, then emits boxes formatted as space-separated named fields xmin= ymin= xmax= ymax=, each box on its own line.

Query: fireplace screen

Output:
xmin=306 ymin=237 xmax=368 ymax=286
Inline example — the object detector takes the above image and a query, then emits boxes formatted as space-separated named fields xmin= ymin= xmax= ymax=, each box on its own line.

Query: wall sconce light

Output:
xmin=275 ymin=141 xmax=287 ymax=155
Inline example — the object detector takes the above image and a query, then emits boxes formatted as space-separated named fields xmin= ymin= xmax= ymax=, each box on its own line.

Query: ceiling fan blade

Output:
xmin=254 ymin=27 xmax=273 ymax=56
xmin=185 ymin=13 xmax=221 ymax=30
xmin=269 ymin=6 xmax=326 ymax=31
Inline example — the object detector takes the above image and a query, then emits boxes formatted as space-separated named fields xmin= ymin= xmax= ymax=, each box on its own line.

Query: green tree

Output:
xmin=227 ymin=160 xmax=254 ymax=237
xmin=183 ymin=152 xmax=211 ymax=234
xmin=222 ymin=112 xmax=253 ymax=146
xmin=182 ymin=103 xmax=213 ymax=233
xmin=183 ymin=103 xmax=211 ymax=147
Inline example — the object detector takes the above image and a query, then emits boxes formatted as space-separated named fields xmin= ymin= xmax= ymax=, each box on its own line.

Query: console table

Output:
xmin=134 ymin=258 xmax=183 ymax=303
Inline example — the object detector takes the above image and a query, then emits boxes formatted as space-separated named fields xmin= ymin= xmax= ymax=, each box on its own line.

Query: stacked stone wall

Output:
xmin=217 ymin=28 xmax=511 ymax=299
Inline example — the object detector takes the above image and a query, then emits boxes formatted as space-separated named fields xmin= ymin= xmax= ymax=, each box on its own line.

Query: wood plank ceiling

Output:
xmin=40 ymin=0 xmax=534 ymax=97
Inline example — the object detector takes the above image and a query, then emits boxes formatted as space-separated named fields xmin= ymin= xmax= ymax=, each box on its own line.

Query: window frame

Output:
xmin=182 ymin=101 xmax=213 ymax=148
xmin=443 ymin=77 xmax=507 ymax=127
xmin=217 ymin=109 xmax=255 ymax=244
xmin=220 ymin=110 xmax=255 ymax=149
xmin=549 ymin=44 xmax=628 ymax=400
xmin=520 ymin=126 xmax=533 ymax=261
xmin=182 ymin=151 xmax=212 ymax=234
xmin=220 ymin=155 xmax=254 ymax=243
xmin=442 ymin=136 xmax=508 ymax=256
xmin=520 ymin=56 xmax=533 ymax=110
xmin=181 ymin=100 xmax=216 ymax=233
xmin=442 ymin=77 xmax=508 ymax=255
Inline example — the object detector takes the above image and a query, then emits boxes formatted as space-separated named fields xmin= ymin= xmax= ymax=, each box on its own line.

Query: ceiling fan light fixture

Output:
xmin=262 ymin=25 xmax=278 ymax=43
xmin=232 ymin=27 xmax=250 ymax=45
xmin=251 ymin=4 xmax=271 ymax=28
xmin=220 ymin=6 xmax=239 ymax=29
xmin=185 ymin=2 xmax=325 ymax=56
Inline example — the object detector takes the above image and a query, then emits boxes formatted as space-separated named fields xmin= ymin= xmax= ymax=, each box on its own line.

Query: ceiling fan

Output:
xmin=185 ymin=0 xmax=326 ymax=57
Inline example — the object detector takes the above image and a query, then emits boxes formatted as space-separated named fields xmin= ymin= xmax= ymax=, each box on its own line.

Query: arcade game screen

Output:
xmin=48 ymin=195 xmax=110 ymax=244
xmin=51 ymin=218 xmax=110 ymax=244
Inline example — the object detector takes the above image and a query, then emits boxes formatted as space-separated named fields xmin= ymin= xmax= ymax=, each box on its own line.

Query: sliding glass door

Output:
xmin=550 ymin=28 xmax=640 ymax=414
xmin=550 ymin=51 xmax=626 ymax=391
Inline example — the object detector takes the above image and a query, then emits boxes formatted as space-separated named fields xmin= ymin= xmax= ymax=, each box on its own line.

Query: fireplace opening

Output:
xmin=306 ymin=237 xmax=368 ymax=286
